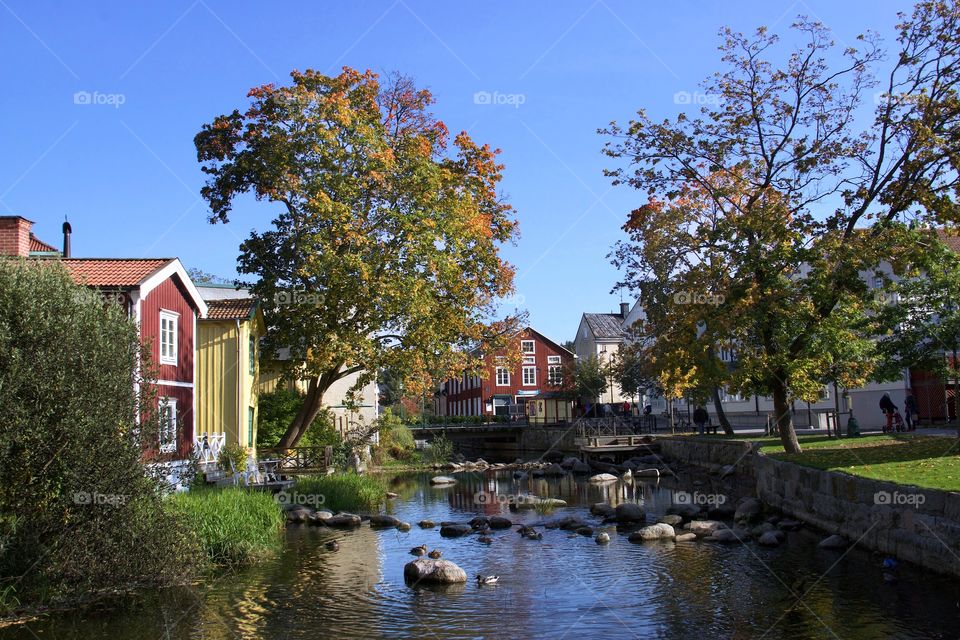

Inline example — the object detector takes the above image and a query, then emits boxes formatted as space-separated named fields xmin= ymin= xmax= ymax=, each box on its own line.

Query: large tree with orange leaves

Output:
xmin=605 ymin=3 xmax=960 ymax=453
xmin=195 ymin=68 xmax=520 ymax=447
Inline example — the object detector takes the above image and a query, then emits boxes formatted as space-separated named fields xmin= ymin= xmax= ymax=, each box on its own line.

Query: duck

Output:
xmin=595 ymin=532 xmax=611 ymax=545
xmin=524 ymin=531 xmax=543 ymax=540
xmin=476 ymin=574 xmax=499 ymax=586
xmin=478 ymin=535 xmax=493 ymax=544
xmin=410 ymin=544 xmax=428 ymax=556
xmin=325 ymin=540 xmax=339 ymax=551
xmin=517 ymin=525 xmax=536 ymax=537
xmin=428 ymin=549 xmax=442 ymax=559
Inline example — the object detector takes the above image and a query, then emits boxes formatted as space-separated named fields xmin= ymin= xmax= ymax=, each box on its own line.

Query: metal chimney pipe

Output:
xmin=62 ymin=217 xmax=72 ymax=258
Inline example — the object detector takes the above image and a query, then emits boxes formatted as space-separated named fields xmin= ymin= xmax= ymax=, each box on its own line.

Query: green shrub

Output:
xmin=427 ymin=433 xmax=453 ymax=463
xmin=257 ymin=387 xmax=341 ymax=448
xmin=218 ymin=442 xmax=249 ymax=473
xmin=293 ymin=474 xmax=386 ymax=513
xmin=168 ymin=488 xmax=284 ymax=568
xmin=373 ymin=409 xmax=417 ymax=463
xmin=0 ymin=260 xmax=197 ymax=606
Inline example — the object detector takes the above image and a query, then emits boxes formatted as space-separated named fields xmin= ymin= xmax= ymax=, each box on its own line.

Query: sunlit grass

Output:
xmin=293 ymin=473 xmax=387 ymax=513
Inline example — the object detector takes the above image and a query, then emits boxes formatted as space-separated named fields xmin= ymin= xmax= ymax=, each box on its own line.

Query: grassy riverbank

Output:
xmin=167 ymin=488 xmax=285 ymax=568
xmin=292 ymin=473 xmax=387 ymax=513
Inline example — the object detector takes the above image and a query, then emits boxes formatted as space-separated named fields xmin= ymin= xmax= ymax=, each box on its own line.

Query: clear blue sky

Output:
xmin=0 ymin=0 xmax=909 ymax=342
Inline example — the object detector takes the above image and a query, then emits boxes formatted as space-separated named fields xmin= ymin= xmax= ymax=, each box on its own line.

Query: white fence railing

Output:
xmin=193 ymin=432 xmax=225 ymax=465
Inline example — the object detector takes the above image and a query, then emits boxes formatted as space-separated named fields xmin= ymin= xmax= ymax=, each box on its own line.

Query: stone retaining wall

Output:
xmin=656 ymin=436 xmax=759 ymax=477
xmin=755 ymin=454 xmax=960 ymax=577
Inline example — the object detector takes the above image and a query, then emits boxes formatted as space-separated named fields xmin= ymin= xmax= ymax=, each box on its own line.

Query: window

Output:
xmin=720 ymin=387 xmax=743 ymax=402
xmin=158 ymin=398 xmax=177 ymax=453
xmin=547 ymin=355 xmax=561 ymax=364
xmin=249 ymin=335 xmax=256 ymax=375
xmin=159 ymin=311 xmax=178 ymax=365
xmin=819 ymin=387 xmax=830 ymax=401
xmin=548 ymin=364 xmax=562 ymax=385
xmin=247 ymin=407 xmax=255 ymax=447
xmin=496 ymin=367 xmax=510 ymax=386
xmin=522 ymin=366 xmax=536 ymax=386
xmin=521 ymin=340 xmax=535 ymax=353
xmin=523 ymin=355 xmax=536 ymax=364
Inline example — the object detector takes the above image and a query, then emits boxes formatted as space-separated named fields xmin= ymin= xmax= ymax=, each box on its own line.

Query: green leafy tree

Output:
xmin=568 ymin=355 xmax=609 ymax=410
xmin=195 ymin=68 xmax=521 ymax=447
xmin=605 ymin=3 xmax=960 ymax=453
xmin=256 ymin=387 xmax=340 ymax=448
xmin=0 ymin=260 xmax=195 ymax=604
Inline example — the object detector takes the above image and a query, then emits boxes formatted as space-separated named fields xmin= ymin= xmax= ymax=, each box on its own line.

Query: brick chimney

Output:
xmin=620 ymin=301 xmax=630 ymax=319
xmin=0 ymin=216 xmax=34 ymax=257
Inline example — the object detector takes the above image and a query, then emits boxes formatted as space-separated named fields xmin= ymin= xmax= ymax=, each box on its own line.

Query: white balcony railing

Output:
xmin=193 ymin=432 xmax=226 ymax=465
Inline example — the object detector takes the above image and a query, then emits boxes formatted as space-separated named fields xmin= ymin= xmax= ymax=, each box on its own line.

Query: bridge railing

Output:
xmin=575 ymin=416 xmax=659 ymax=437
xmin=257 ymin=446 xmax=332 ymax=473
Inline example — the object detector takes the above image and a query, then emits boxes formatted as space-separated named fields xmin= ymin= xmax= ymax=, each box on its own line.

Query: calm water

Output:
xmin=5 ymin=470 xmax=960 ymax=640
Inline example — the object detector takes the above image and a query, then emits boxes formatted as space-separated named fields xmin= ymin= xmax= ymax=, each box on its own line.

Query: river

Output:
xmin=4 ymin=470 xmax=959 ymax=639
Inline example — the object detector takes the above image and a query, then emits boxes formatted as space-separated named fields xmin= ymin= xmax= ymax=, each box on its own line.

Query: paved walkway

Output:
xmin=727 ymin=425 xmax=959 ymax=438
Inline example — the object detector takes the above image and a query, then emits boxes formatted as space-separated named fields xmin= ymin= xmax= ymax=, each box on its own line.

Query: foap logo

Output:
xmin=275 ymin=491 xmax=325 ymax=507
xmin=73 ymin=491 xmax=128 ymax=506
xmin=873 ymin=290 xmax=898 ymax=307
xmin=73 ymin=90 xmax=126 ymax=109
xmin=497 ymin=292 xmax=526 ymax=307
xmin=874 ymin=490 xmax=925 ymax=507
xmin=673 ymin=491 xmax=727 ymax=506
xmin=474 ymin=492 xmax=536 ymax=506
xmin=674 ymin=291 xmax=725 ymax=306
xmin=673 ymin=91 xmax=723 ymax=106
xmin=275 ymin=289 xmax=323 ymax=306
xmin=473 ymin=90 xmax=526 ymax=108
xmin=873 ymin=91 xmax=922 ymax=106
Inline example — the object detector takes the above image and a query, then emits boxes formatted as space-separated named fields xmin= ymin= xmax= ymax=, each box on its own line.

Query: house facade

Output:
xmin=196 ymin=285 xmax=266 ymax=463
xmin=436 ymin=327 xmax=574 ymax=423
xmin=0 ymin=216 xmax=208 ymax=478
xmin=574 ymin=303 xmax=633 ymax=406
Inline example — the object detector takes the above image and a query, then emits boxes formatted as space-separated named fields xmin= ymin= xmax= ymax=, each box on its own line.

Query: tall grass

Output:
xmin=293 ymin=473 xmax=387 ymax=513
xmin=167 ymin=488 xmax=284 ymax=568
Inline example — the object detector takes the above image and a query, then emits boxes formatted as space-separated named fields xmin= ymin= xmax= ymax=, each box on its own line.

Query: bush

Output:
xmin=427 ymin=433 xmax=454 ymax=464
xmin=257 ymin=387 xmax=341 ymax=448
xmin=0 ymin=260 xmax=196 ymax=606
xmin=293 ymin=474 xmax=386 ymax=513
xmin=167 ymin=488 xmax=284 ymax=567
xmin=217 ymin=442 xmax=249 ymax=473
xmin=373 ymin=409 xmax=417 ymax=463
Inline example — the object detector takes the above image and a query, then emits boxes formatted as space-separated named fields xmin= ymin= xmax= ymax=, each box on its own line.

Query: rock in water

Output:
xmin=403 ymin=558 xmax=468 ymax=584
xmin=488 ymin=516 xmax=513 ymax=529
xmin=819 ymin=534 xmax=847 ymax=550
xmin=430 ymin=476 xmax=457 ymax=486
xmin=595 ymin=532 xmax=611 ymax=544
xmin=758 ymin=531 xmax=781 ymax=547
xmin=628 ymin=523 xmax=676 ymax=542
xmin=589 ymin=473 xmax=618 ymax=484
xmin=368 ymin=515 xmax=401 ymax=528
xmin=439 ymin=523 xmax=472 ymax=537
xmin=325 ymin=513 xmax=363 ymax=528
xmin=734 ymin=498 xmax=762 ymax=523
xmin=614 ymin=503 xmax=645 ymax=523
xmin=418 ymin=519 xmax=436 ymax=528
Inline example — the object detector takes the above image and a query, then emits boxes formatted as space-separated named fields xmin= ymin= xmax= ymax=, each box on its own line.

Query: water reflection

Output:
xmin=3 ymin=470 xmax=959 ymax=639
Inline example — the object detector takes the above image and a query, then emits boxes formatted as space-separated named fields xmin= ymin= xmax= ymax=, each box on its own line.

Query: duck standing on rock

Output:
xmin=476 ymin=574 xmax=499 ymax=586
xmin=410 ymin=544 xmax=428 ymax=556
xmin=428 ymin=549 xmax=442 ymax=559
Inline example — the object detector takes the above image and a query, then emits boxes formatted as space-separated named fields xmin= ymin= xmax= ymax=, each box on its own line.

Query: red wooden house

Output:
xmin=436 ymin=327 xmax=574 ymax=423
xmin=0 ymin=216 xmax=208 ymax=467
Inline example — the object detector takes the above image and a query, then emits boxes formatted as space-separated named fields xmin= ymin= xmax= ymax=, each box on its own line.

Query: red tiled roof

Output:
xmin=29 ymin=234 xmax=58 ymax=253
xmin=937 ymin=230 xmax=960 ymax=254
xmin=58 ymin=258 xmax=173 ymax=287
xmin=205 ymin=298 xmax=257 ymax=321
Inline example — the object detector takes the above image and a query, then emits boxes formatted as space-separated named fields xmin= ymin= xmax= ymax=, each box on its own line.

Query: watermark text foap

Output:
xmin=73 ymin=91 xmax=126 ymax=109
xmin=674 ymin=91 xmax=723 ymax=106
xmin=874 ymin=490 xmax=925 ymax=507
xmin=674 ymin=291 xmax=725 ymax=306
xmin=274 ymin=289 xmax=323 ymax=306
xmin=73 ymin=491 xmax=128 ymax=506
xmin=275 ymin=491 xmax=325 ymax=507
xmin=474 ymin=492 xmax=538 ymax=506
xmin=473 ymin=91 xmax=526 ymax=108
xmin=673 ymin=491 xmax=726 ymax=506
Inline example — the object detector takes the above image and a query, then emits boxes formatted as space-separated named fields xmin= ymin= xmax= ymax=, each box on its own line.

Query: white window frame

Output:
xmin=547 ymin=355 xmax=561 ymax=364
xmin=522 ymin=366 xmax=536 ymax=386
xmin=495 ymin=367 xmax=510 ymax=386
xmin=521 ymin=340 xmax=535 ymax=354
xmin=522 ymin=355 xmax=536 ymax=364
xmin=159 ymin=397 xmax=177 ymax=453
xmin=548 ymin=364 xmax=562 ymax=385
xmin=159 ymin=310 xmax=179 ymax=365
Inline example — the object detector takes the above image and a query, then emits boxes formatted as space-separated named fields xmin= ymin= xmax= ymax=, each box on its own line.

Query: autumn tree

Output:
xmin=195 ymin=68 xmax=520 ymax=447
xmin=604 ymin=2 xmax=960 ymax=453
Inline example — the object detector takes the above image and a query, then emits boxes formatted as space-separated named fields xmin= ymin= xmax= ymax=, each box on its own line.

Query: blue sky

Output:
xmin=0 ymin=1 xmax=909 ymax=342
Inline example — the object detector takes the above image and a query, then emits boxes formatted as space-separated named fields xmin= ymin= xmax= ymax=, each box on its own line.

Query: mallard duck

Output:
xmin=410 ymin=544 xmax=428 ymax=556
xmin=325 ymin=540 xmax=339 ymax=551
xmin=476 ymin=574 xmax=499 ymax=586
xmin=524 ymin=530 xmax=543 ymax=540
xmin=428 ymin=549 xmax=442 ymax=559
xmin=517 ymin=525 xmax=535 ymax=536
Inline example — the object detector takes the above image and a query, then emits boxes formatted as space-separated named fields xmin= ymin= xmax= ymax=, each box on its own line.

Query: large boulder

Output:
xmin=628 ymin=523 xmax=676 ymax=542
xmin=369 ymin=515 xmax=402 ymax=528
xmin=571 ymin=461 xmax=592 ymax=474
xmin=404 ymin=557 xmax=468 ymax=584
xmin=684 ymin=520 xmax=727 ymax=538
xmin=589 ymin=473 xmax=619 ymax=484
xmin=549 ymin=515 xmax=588 ymax=531
xmin=285 ymin=505 xmax=313 ymax=523
xmin=590 ymin=503 xmax=616 ymax=518
xmin=440 ymin=523 xmax=473 ymax=537
xmin=734 ymin=498 xmax=763 ymax=523
xmin=614 ymin=503 xmax=645 ymax=523
xmin=309 ymin=510 xmax=335 ymax=525
xmin=488 ymin=516 xmax=513 ymax=529
xmin=469 ymin=516 xmax=490 ymax=529
xmin=675 ymin=532 xmax=698 ymax=542
xmin=326 ymin=513 xmax=363 ymax=528
xmin=430 ymin=476 xmax=457 ymax=486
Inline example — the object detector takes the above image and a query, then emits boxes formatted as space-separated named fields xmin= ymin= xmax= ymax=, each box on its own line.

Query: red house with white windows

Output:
xmin=0 ymin=216 xmax=207 ymax=469
xmin=436 ymin=327 xmax=574 ymax=423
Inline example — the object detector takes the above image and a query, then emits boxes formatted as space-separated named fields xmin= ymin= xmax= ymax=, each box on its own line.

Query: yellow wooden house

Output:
xmin=195 ymin=286 xmax=266 ymax=462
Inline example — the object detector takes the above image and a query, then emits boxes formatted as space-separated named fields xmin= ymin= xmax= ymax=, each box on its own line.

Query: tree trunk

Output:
xmin=711 ymin=386 xmax=734 ymax=435
xmin=278 ymin=377 xmax=327 ymax=448
xmin=772 ymin=378 xmax=802 ymax=454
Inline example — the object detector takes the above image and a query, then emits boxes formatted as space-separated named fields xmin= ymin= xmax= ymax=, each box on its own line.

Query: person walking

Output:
xmin=879 ymin=393 xmax=898 ymax=433
xmin=693 ymin=406 xmax=709 ymax=435
xmin=904 ymin=393 xmax=919 ymax=431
